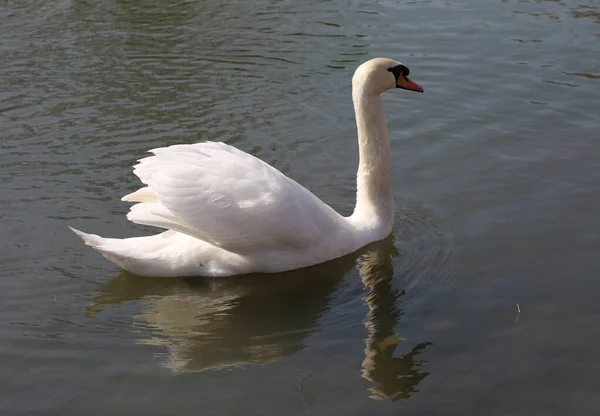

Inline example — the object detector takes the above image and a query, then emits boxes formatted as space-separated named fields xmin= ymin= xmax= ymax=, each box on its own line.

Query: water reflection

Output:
xmin=358 ymin=241 xmax=431 ymax=401
xmin=87 ymin=254 xmax=354 ymax=372
xmin=363 ymin=339 xmax=431 ymax=401
xmin=87 ymin=234 xmax=431 ymax=399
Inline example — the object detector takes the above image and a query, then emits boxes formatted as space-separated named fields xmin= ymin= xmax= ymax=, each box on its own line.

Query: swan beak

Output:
xmin=397 ymin=76 xmax=424 ymax=93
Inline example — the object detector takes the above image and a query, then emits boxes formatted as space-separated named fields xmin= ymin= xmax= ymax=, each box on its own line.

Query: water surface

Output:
xmin=1 ymin=0 xmax=599 ymax=414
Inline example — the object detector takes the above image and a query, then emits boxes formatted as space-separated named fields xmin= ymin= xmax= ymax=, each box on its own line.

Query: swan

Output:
xmin=69 ymin=57 xmax=424 ymax=277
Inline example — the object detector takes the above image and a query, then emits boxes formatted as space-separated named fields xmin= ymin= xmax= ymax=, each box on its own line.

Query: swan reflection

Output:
xmin=87 ymin=234 xmax=431 ymax=400
xmin=358 ymin=239 xmax=431 ymax=401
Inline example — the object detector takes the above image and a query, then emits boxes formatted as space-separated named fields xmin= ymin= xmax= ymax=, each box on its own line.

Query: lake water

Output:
xmin=1 ymin=0 xmax=599 ymax=414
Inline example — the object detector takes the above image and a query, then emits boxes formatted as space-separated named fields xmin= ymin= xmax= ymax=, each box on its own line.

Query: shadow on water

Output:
xmin=86 ymin=234 xmax=431 ymax=401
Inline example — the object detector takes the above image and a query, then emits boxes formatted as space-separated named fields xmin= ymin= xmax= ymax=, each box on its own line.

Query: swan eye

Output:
xmin=387 ymin=64 xmax=410 ymax=81
xmin=388 ymin=64 xmax=423 ymax=93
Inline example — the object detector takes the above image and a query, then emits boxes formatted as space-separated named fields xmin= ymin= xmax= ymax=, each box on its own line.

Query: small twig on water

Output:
xmin=515 ymin=302 xmax=521 ymax=323
xmin=296 ymin=375 xmax=312 ymax=416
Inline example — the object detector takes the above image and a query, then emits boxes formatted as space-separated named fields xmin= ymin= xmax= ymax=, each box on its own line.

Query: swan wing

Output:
xmin=124 ymin=142 xmax=346 ymax=254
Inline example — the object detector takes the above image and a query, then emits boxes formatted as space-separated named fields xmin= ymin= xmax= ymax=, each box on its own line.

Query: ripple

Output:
xmin=512 ymin=38 xmax=543 ymax=43
xmin=570 ymin=5 xmax=600 ymax=23
xmin=543 ymin=79 xmax=579 ymax=87
xmin=564 ymin=71 xmax=600 ymax=79
xmin=392 ymin=205 xmax=466 ymax=302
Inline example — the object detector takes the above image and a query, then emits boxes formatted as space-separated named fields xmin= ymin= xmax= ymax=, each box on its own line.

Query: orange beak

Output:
xmin=397 ymin=76 xmax=424 ymax=93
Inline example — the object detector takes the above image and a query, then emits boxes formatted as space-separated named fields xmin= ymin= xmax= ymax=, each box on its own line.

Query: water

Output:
xmin=1 ymin=0 xmax=599 ymax=414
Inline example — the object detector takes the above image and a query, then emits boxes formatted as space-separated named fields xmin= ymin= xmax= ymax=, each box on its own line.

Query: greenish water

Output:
xmin=1 ymin=0 xmax=599 ymax=414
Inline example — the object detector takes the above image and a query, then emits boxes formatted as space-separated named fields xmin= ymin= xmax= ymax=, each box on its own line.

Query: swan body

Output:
xmin=70 ymin=58 xmax=423 ymax=277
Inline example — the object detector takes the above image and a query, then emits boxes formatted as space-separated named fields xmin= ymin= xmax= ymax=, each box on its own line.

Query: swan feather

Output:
xmin=126 ymin=141 xmax=348 ymax=254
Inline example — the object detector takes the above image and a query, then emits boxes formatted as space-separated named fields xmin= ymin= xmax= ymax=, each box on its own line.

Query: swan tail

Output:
xmin=69 ymin=226 xmax=106 ymax=248
xmin=68 ymin=226 xmax=140 ymax=271
xmin=68 ymin=226 xmax=230 ymax=277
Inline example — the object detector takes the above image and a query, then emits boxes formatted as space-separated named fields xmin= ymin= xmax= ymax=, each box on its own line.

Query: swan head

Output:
xmin=353 ymin=58 xmax=424 ymax=95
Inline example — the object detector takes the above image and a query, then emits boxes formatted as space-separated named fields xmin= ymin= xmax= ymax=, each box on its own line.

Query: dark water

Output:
xmin=1 ymin=0 xmax=599 ymax=414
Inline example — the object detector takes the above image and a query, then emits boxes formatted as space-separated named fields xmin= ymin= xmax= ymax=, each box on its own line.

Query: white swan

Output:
xmin=70 ymin=57 xmax=423 ymax=277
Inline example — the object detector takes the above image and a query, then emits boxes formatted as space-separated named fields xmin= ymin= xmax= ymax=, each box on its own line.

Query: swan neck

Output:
xmin=351 ymin=86 xmax=394 ymax=234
